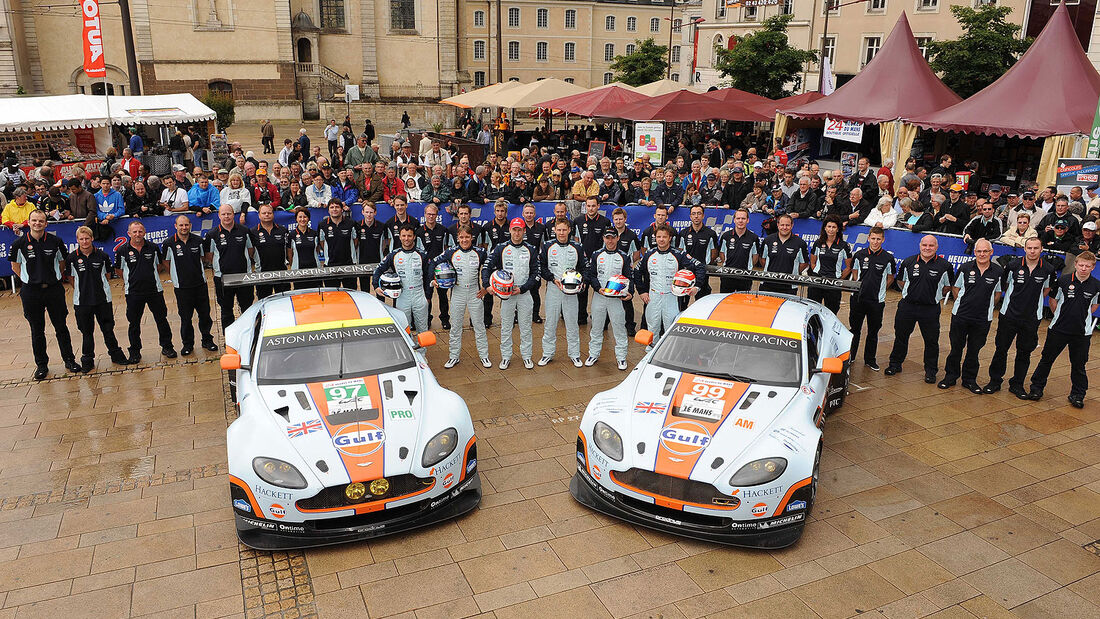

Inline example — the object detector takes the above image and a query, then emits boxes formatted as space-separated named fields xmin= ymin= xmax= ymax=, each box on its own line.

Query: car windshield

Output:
xmin=255 ymin=322 xmax=415 ymax=384
xmin=651 ymin=322 xmax=802 ymax=387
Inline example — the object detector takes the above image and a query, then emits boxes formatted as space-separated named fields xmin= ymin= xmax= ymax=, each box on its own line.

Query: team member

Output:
xmin=543 ymin=202 xmax=574 ymax=242
xmin=383 ymin=195 xmax=420 ymax=245
xmin=69 ymin=226 xmax=127 ymax=371
xmin=449 ymin=203 xmax=485 ymax=248
xmin=635 ymin=224 xmax=703 ymax=339
xmin=162 ymin=215 xmax=217 ymax=356
xmin=1024 ymin=251 xmax=1099 ymax=407
xmin=115 ymin=219 xmax=176 ymax=363
xmin=318 ymin=198 xmax=357 ymax=288
xmin=206 ymin=204 xmax=255 ymax=328
xmin=540 ymin=218 xmax=585 ymax=367
xmin=373 ymin=222 xmax=431 ymax=333
xmin=521 ymin=203 xmax=546 ymax=323
xmin=585 ymin=228 xmax=633 ymax=370
xmin=717 ymin=208 xmax=759 ymax=293
xmin=573 ymin=196 xmax=612 ymax=325
xmin=286 ymin=207 xmax=322 ymax=274
xmin=885 ymin=235 xmax=954 ymax=382
xmin=638 ymin=204 xmax=671 ymax=331
xmin=938 ymin=239 xmax=1002 ymax=392
xmin=807 ymin=216 xmax=851 ymax=313
xmin=481 ymin=199 xmax=511 ymax=328
xmin=984 ymin=237 xmax=1057 ymax=395
xmin=431 ymin=225 xmax=491 ymax=369
xmin=848 ymin=225 xmax=896 ymax=370
xmin=677 ymin=204 xmax=719 ymax=309
xmin=355 ymin=202 xmax=387 ymax=291
xmin=482 ymin=218 xmax=539 ymax=369
xmin=610 ymin=207 xmax=640 ymax=335
xmin=419 ymin=204 xmax=451 ymax=329
xmin=8 ymin=210 xmax=80 ymax=379
xmin=760 ymin=214 xmax=809 ymax=294
xmin=251 ymin=204 xmax=289 ymax=299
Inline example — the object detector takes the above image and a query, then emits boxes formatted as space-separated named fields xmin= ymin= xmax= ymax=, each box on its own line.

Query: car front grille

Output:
xmin=617 ymin=493 xmax=733 ymax=528
xmin=610 ymin=468 xmax=739 ymax=507
xmin=296 ymin=474 xmax=432 ymax=510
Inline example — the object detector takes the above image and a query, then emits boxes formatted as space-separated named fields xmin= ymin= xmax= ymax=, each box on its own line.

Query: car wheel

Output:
xmin=807 ymin=441 xmax=822 ymax=515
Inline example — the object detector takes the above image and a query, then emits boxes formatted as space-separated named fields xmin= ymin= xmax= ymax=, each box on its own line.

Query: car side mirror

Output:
xmin=220 ymin=353 xmax=242 ymax=371
xmin=416 ymin=331 xmax=437 ymax=348
xmin=634 ymin=330 xmax=654 ymax=346
xmin=817 ymin=357 xmax=843 ymax=374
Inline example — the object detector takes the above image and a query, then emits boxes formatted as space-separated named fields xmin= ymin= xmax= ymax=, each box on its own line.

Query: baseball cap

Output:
xmin=1089 ymin=183 xmax=1100 ymax=192
xmin=509 ymin=217 xmax=526 ymax=229
xmin=256 ymin=169 xmax=267 ymax=176
xmin=1023 ymin=191 xmax=1036 ymax=199
xmin=931 ymin=172 xmax=943 ymax=179
xmin=571 ymin=166 xmax=582 ymax=173
xmin=989 ymin=184 xmax=1002 ymax=191
xmin=603 ymin=228 xmax=620 ymax=237
xmin=1054 ymin=218 xmax=1070 ymax=228
xmin=172 ymin=164 xmax=186 ymax=172
xmin=950 ymin=183 xmax=963 ymax=192
xmin=771 ymin=186 xmax=783 ymax=192
xmin=1007 ymin=192 xmax=1018 ymax=198
xmin=514 ymin=176 xmax=526 ymax=182
xmin=587 ymin=165 xmax=597 ymax=171
xmin=321 ymin=162 xmax=331 ymax=169
xmin=707 ymin=173 xmax=717 ymax=179
xmin=753 ymin=161 xmax=764 ymax=168
xmin=217 ymin=168 xmax=229 ymax=174
xmin=1084 ymin=221 xmax=1097 ymax=231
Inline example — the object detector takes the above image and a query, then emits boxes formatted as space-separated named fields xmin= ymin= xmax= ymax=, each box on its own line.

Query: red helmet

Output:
xmin=489 ymin=270 xmax=515 ymax=299
xmin=671 ymin=269 xmax=696 ymax=297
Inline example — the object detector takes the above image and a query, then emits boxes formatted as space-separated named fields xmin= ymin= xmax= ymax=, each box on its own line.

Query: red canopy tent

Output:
xmin=614 ymin=89 xmax=773 ymax=122
xmin=533 ymin=85 xmax=650 ymax=118
xmin=701 ymin=87 xmax=775 ymax=117
xmin=772 ymin=91 xmax=825 ymax=111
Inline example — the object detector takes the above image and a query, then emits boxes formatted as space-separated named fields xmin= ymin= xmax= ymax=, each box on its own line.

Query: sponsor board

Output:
xmin=466 ymin=458 xmax=477 ymax=473
xmin=388 ymin=409 xmax=414 ymax=419
xmin=654 ymin=514 xmax=682 ymax=526
xmin=429 ymin=477 xmax=476 ymax=509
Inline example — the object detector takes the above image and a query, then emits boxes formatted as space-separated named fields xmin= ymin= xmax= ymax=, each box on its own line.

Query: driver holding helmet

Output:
xmin=635 ymin=224 xmax=704 ymax=340
xmin=585 ymin=227 xmax=633 ymax=370
xmin=373 ymin=222 xmax=431 ymax=333
xmin=431 ymin=225 xmax=491 ymax=369
xmin=482 ymin=218 xmax=540 ymax=369
xmin=539 ymin=218 xmax=586 ymax=367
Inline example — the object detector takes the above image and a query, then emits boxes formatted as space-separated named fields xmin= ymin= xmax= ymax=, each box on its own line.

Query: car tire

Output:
xmin=807 ymin=441 xmax=822 ymax=515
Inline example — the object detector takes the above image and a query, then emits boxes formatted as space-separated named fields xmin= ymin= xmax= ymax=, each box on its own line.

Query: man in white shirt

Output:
xmin=419 ymin=133 xmax=433 ymax=157
xmin=277 ymin=139 xmax=294 ymax=167
xmin=324 ymin=120 xmax=340 ymax=160
xmin=159 ymin=175 xmax=189 ymax=215
xmin=305 ymin=173 xmax=333 ymax=208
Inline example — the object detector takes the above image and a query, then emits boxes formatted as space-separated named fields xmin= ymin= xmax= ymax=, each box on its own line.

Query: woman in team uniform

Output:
xmin=808 ymin=216 xmax=852 ymax=313
xmin=285 ymin=206 xmax=322 ymax=283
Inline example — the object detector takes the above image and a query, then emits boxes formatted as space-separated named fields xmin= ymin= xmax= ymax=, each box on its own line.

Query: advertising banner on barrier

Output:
xmin=1055 ymin=158 xmax=1100 ymax=196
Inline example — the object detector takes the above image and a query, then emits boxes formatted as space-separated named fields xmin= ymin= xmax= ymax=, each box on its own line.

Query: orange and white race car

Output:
xmin=570 ymin=292 xmax=851 ymax=548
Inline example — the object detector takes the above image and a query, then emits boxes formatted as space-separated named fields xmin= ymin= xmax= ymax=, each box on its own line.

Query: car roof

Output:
xmin=258 ymin=288 xmax=395 ymax=333
xmin=676 ymin=292 xmax=811 ymax=337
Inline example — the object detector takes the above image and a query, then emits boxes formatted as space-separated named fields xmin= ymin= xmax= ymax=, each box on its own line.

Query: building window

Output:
xmin=564 ymin=41 xmax=576 ymax=61
xmin=915 ymin=36 xmax=933 ymax=59
xmin=565 ymin=77 xmax=574 ymax=83
xmin=390 ymin=0 xmax=415 ymax=30
xmin=975 ymin=0 xmax=996 ymax=4
xmin=781 ymin=0 xmax=794 ymax=15
xmin=474 ymin=71 xmax=485 ymax=87
xmin=717 ymin=1 xmax=726 ymax=18
xmin=603 ymin=72 xmax=613 ymax=85
xmin=537 ymin=41 xmax=548 ymax=61
xmin=473 ymin=10 xmax=485 ymax=27
xmin=671 ymin=45 xmax=681 ymax=63
xmin=604 ymin=43 xmax=615 ymax=62
xmin=626 ymin=43 xmax=636 ymax=55
xmin=820 ymin=35 xmax=836 ymax=62
xmin=509 ymin=76 xmax=520 ymax=81
xmin=320 ymin=0 xmax=345 ymax=29
xmin=209 ymin=81 xmax=232 ymax=96
xmin=744 ymin=6 xmax=758 ymax=20
xmin=917 ymin=0 xmax=938 ymax=9
xmin=627 ymin=16 xmax=637 ymax=31
xmin=565 ymin=9 xmax=576 ymax=29
xmin=606 ymin=15 xmax=616 ymax=31
xmin=672 ymin=18 xmax=682 ymax=31
xmin=473 ymin=40 xmax=486 ymax=60
xmin=868 ymin=0 xmax=886 ymax=11
xmin=823 ymin=0 xmax=839 ymax=15
xmin=713 ymin=34 xmax=723 ymax=64
xmin=650 ymin=17 xmax=660 ymax=32
xmin=670 ymin=73 xmax=679 ymax=81
xmin=862 ymin=36 xmax=881 ymax=66
xmin=508 ymin=40 xmax=520 ymax=61
xmin=508 ymin=7 xmax=520 ymax=27
xmin=537 ymin=8 xmax=548 ymax=28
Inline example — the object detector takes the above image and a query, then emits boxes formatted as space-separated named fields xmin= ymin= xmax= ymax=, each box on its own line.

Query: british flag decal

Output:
xmin=287 ymin=420 xmax=323 ymax=438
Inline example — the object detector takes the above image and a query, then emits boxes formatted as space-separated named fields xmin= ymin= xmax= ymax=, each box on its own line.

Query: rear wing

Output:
xmin=706 ymin=266 xmax=862 ymax=292
xmin=221 ymin=264 xmax=379 ymax=288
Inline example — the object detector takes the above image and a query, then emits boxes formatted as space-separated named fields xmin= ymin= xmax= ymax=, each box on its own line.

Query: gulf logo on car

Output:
xmin=659 ymin=420 xmax=712 ymax=456
xmin=443 ymin=473 xmax=454 ymax=488
xmin=752 ymin=503 xmax=767 ymax=517
xmin=270 ymin=503 xmax=286 ymax=519
xmin=332 ymin=423 xmax=386 ymax=457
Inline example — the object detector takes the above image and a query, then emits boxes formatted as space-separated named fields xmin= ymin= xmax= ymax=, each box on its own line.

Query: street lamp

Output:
xmin=819 ymin=0 xmax=874 ymax=93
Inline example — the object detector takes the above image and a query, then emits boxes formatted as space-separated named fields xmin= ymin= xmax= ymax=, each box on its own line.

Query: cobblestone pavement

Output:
xmin=0 ymin=279 xmax=1098 ymax=619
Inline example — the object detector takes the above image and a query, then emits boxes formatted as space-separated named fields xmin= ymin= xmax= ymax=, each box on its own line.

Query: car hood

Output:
xmin=597 ymin=364 xmax=799 ymax=486
xmin=255 ymin=366 xmax=426 ymax=486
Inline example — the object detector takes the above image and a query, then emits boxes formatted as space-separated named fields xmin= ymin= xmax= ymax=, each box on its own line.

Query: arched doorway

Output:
xmin=297 ymin=38 xmax=312 ymax=63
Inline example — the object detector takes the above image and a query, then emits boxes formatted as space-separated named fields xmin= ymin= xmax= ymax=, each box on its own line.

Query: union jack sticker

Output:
xmin=287 ymin=420 xmax=323 ymax=438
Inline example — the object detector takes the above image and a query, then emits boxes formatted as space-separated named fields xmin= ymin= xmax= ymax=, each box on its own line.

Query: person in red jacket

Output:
xmin=382 ymin=164 xmax=406 ymax=202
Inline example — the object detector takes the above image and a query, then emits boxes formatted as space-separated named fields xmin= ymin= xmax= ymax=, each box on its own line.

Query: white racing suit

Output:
xmin=482 ymin=241 xmax=539 ymax=361
xmin=540 ymin=240 xmax=584 ymax=359
xmin=634 ymin=247 xmax=705 ymax=337
xmin=585 ymin=248 xmax=633 ymax=362
xmin=373 ymin=247 xmax=432 ymax=332
xmin=432 ymin=246 xmax=489 ymax=360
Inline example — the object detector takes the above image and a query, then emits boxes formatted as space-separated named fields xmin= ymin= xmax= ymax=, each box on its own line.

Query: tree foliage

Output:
xmin=714 ymin=15 xmax=816 ymax=99
xmin=611 ymin=38 xmax=669 ymax=86
xmin=927 ymin=4 xmax=1032 ymax=99
xmin=202 ymin=90 xmax=235 ymax=131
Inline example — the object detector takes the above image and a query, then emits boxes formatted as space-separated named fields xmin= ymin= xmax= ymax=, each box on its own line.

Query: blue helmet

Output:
xmin=434 ymin=263 xmax=457 ymax=289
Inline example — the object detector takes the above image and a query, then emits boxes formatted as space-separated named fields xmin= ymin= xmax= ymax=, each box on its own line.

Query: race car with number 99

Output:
xmin=221 ymin=287 xmax=480 ymax=549
xmin=570 ymin=292 xmax=851 ymax=548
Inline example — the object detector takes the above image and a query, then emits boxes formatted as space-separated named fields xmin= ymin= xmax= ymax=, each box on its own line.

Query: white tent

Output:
xmin=586 ymin=81 xmax=642 ymax=94
xmin=490 ymin=79 xmax=588 ymax=109
xmin=440 ymin=81 xmax=525 ymax=109
xmin=0 ymin=93 xmax=216 ymax=132
xmin=634 ymin=79 xmax=703 ymax=96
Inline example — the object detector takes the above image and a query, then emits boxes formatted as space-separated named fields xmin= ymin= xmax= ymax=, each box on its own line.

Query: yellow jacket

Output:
xmin=1 ymin=198 xmax=36 ymax=226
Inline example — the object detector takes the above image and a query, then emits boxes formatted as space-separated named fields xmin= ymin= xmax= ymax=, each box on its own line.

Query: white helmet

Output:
xmin=378 ymin=272 xmax=403 ymax=299
xmin=671 ymin=269 xmax=696 ymax=297
xmin=560 ymin=270 xmax=583 ymax=295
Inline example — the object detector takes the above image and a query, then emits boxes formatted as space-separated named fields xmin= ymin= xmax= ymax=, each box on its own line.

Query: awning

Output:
xmin=533 ymin=85 xmax=650 ymax=118
xmin=634 ymin=79 xmax=703 ymax=97
xmin=0 ymin=93 xmax=216 ymax=132
xmin=615 ymin=89 xmax=773 ymax=122
xmin=701 ymin=87 xmax=776 ymax=118
xmin=440 ymin=81 xmax=525 ymax=109
xmin=489 ymin=79 xmax=589 ymax=108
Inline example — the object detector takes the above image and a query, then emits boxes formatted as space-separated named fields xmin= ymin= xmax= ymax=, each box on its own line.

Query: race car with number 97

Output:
xmin=570 ymin=292 xmax=851 ymax=548
xmin=221 ymin=287 xmax=480 ymax=549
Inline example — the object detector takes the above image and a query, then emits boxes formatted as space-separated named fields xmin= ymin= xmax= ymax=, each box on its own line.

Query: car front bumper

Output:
xmin=236 ymin=474 xmax=481 ymax=550
xmin=569 ymin=469 xmax=806 ymax=549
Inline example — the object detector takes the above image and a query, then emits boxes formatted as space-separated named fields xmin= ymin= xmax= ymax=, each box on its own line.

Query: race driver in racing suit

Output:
xmin=585 ymin=227 xmax=633 ymax=370
xmin=634 ymin=223 xmax=704 ymax=340
xmin=373 ymin=222 xmax=432 ymax=333
xmin=539 ymin=218 xmax=585 ymax=367
xmin=431 ymin=224 xmax=491 ymax=369
xmin=482 ymin=217 xmax=539 ymax=370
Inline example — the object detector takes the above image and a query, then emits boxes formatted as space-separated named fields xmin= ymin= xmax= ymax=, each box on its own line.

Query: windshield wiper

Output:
xmin=695 ymin=369 xmax=757 ymax=383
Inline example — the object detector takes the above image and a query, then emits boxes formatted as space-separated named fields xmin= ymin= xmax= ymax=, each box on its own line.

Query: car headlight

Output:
xmin=422 ymin=428 xmax=459 ymax=468
xmin=253 ymin=457 xmax=308 ymax=489
xmin=593 ymin=422 xmax=623 ymax=462
xmin=729 ymin=457 xmax=787 ymax=487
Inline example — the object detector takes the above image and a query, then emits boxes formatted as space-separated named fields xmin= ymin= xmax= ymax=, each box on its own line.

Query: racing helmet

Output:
xmin=489 ymin=270 xmax=515 ymax=299
xmin=600 ymin=274 xmax=630 ymax=298
xmin=378 ymin=272 xmax=403 ymax=299
xmin=671 ymin=269 xmax=696 ymax=297
xmin=560 ymin=270 xmax=584 ymax=295
xmin=434 ymin=263 xmax=457 ymax=289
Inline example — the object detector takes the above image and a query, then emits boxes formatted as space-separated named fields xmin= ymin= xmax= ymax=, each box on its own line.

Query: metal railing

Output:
xmin=296 ymin=63 xmax=348 ymax=87
xmin=377 ymin=82 xmax=450 ymax=101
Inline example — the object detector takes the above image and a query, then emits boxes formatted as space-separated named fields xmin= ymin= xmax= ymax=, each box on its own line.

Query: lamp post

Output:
xmin=818 ymin=0 xmax=874 ymax=93
xmin=666 ymin=0 xmax=677 ymax=78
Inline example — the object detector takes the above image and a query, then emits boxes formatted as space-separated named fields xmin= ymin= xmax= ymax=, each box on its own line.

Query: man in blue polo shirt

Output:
xmin=938 ymin=239 xmax=1002 ymax=393
xmin=885 ymin=235 xmax=954 ymax=383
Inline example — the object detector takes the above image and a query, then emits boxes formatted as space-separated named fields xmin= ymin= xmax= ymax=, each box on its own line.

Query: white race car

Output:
xmin=221 ymin=287 xmax=480 ymax=549
xmin=570 ymin=292 xmax=851 ymax=548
